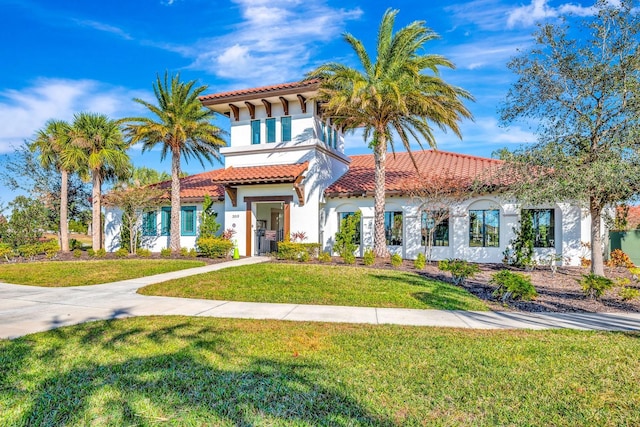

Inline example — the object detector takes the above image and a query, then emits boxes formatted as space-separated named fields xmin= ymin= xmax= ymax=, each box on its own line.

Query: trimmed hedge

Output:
xmin=276 ymin=242 xmax=320 ymax=261
xmin=196 ymin=237 xmax=233 ymax=258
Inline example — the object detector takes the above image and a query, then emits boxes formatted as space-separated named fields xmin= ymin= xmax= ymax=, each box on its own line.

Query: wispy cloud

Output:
xmin=0 ymin=79 xmax=149 ymax=154
xmin=188 ymin=0 xmax=363 ymax=86
xmin=446 ymin=35 xmax=531 ymax=71
xmin=506 ymin=0 xmax=596 ymax=28
xmin=445 ymin=0 xmax=513 ymax=31
xmin=72 ymin=19 xmax=133 ymax=40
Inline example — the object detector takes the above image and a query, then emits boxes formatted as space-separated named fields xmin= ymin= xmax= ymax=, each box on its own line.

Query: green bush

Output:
xmin=69 ymin=239 xmax=84 ymax=251
xmin=342 ymin=252 xmax=355 ymax=265
xmin=276 ymin=242 xmax=320 ymax=261
xmin=137 ymin=248 xmax=152 ymax=258
xmin=196 ymin=237 xmax=233 ymax=258
xmin=363 ymin=248 xmax=375 ymax=266
xmin=115 ymin=248 xmax=129 ymax=258
xmin=41 ymin=240 xmax=59 ymax=259
xmin=618 ymin=286 xmax=640 ymax=301
xmin=318 ymin=251 xmax=332 ymax=263
xmin=96 ymin=248 xmax=107 ymax=258
xmin=438 ymin=259 xmax=480 ymax=285
xmin=87 ymin=248 xmax=96 ymax=257
xmin=414 ymin=253 xmax=426 ymax=270
xmin=180 ymin=247 xmax=189 ymax=257
xmin=188 ymin=248 xmax=197 ymax=258
xmin=391 ymin=253 xmax=403 ymax=267
xmin=160 ymin=248 xmax=173 ymax=258
xmin=298 ymin=251 xmax=310 ymax=262
xmin=490 ymin=270 xmax=537 ymax=302
xmin=17 ymin=243 xmax=40 ymax=260
xmin=0 ymin=243 xmax=14 ymax=262
xmin=579 ymin=274 xmax=614 ymax=300
xmin=72 ymin=248 xmax=83 ymax=258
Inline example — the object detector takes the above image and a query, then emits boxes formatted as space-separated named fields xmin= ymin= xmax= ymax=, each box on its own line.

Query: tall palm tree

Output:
xmin=30 ymin=119 xmax=76 ymax=252
xmin=122 ymin=72 xmax=226 ymax=252
xmin=69 ymin=112 xmax=131 ymax=251
xmin=307 ymin=9 xmax=473 ymax=257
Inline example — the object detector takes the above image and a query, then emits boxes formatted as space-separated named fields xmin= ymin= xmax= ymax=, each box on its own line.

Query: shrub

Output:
xmin=72 ymin=248 xmax=83 ymax=258
xmin=342 ymin=252 xmax=355 ymax=265
xmin=41 ymin=240 xmax=60 ymax=260
xmin=188 ymin=248 xmax=197 ymax=258
xmin=606 ymin=249 xmax=634 ymax=268
xmin=137 ymin=248 xmax=152 ymax=258
xmin=276 ymin=242 xmax=320 ymax=261
xmin=438 ymin=259 xmax=480 ymax=285
xmin=87 ymin=248 xmax=96 ymax=257
xmin=196 ymin=237 xmax=233 ymax=258
xmin=115 ymin=248 xmax=129 ymax=258
xmin=363 ymin=248 xmax=375 ymax=266
xmin=391 ymin=253 xmax=403 ymax=267
xmin=96 ymin=248 xmax=107 ymax=258
xmin=180 ymin=247 xmax=189 ymax=257
xmin=160 ymin=248 xmax=172 ymax=258
xmin=579 ymin=274 xmax=614 ymax=300
xmin=0 ymin=243 xmax=14 ymax=262
xmin=414 ymin=253 xmax=426 ymax=270
xmin=490 ymin=270 xmax=537 ymax=302
xmin=17 ymin=243 xmax=40 ymax=260
xmin=619 ymin=286 xmax=640 ymax=301
xmin=334 ymin=211 xmax=360 ymax=258
xmin=318 ymin=251 xmax=332 ymax=263
xmin=69 ymin=239 xmax=84 ymax=251
xmin=298 ymin=251 xmax=310 ymax=262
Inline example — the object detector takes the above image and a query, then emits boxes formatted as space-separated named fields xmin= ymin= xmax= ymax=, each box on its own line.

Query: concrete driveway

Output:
xmin=2 ymin=256 xmax=640 ymax=339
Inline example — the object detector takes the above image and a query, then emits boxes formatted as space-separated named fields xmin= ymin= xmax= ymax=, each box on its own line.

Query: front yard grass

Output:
xmin=1 ymin=317 xmax=639 ymax=426
xmin=140 ymin=263 xmax=488 ymax=310
xmin=0 ymin=260 xmax=205 ymax=287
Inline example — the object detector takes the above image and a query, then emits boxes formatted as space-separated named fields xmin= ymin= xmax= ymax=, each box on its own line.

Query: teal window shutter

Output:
xmin=281 ymin=116 xmax=291 ymax=142
xmin=142 ymin=211 xmax=157 ymax=236
xmin=251 ymin=120 xmax=261 ymax=144
xmin=266 ymin=118 xmax=276 ymax=143
xmin=161 ymin=207 xmax=171 ymax=236
xmin=181 ymin=206 xmax=196 ymax=236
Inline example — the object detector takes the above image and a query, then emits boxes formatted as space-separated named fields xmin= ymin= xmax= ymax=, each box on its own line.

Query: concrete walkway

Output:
xmin=2 ymin=256 xmax=640 ymax=339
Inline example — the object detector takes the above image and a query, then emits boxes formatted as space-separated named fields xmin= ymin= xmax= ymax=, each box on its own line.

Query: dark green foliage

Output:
xmin=334 ymin=211 xmax=361 ymax=258
xmin=391 ymin=253 xmax=403 ymax=267
xmin=68 ymin=220 xmax=88 ymax=234
xmin=438 ymin=259 xmax=480 ymax=285
xmin=579 ymin=274 xmax=614 ymax=299
xmin=276 ymin=242 xmax=320 ymax=261
xmin=507 ymin=210 xmax=535 ymax=268
xmin=199 ymin=195 xmax=221 ymax=238
xmin=414 ymin=252 xmax=426 ymax=270
xmin=69 ymin=239 xmax=83 ymax=251
xmin=490 ymin=270 xmax=538 ymax=302
xmin=363 ymin=248 xmax=375 ymax=266
xmin=196 ymin=237 xmax=233 ymax=258
xmin=2 ymin=196 xmax=48 ymax=247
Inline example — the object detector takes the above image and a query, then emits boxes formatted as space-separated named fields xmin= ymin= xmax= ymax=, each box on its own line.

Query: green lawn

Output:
xmin=0 ymin=260 xmax=206 ymax=287
xmin=139 ymin=263 xmax=488 ymax=310
xmin=1 ymin=317 xmax=638 ymax=426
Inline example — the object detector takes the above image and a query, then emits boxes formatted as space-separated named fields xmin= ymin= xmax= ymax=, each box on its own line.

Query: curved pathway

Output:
xmin=1 ymin=256 xmax=640 ymax=339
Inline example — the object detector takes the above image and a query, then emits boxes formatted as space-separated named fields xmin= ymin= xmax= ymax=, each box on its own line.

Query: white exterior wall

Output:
xmin=322 ymin=195 xmax=589 ymax=266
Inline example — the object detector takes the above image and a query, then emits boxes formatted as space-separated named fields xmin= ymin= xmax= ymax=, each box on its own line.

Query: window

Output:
xmin=469 ymin=210 xmax=500 ymax=247
xmin=281 ymin=116 xmax=291 ymax=142
xmin=525 ymin=209 xmax=555 ymax=248
xmin=160 ymin=207 xmax=171 ymax=236
xmin=384 ymin=211 xmax=403 ymax=246
xmin=319 ymin=121 xmax=326 ymax=142
xmin=181 ymin=206 xmax=196 ymax=236
xmin=251 ymin=120 xmax=261 ymax=145
xmin=142 ymin=211 xmax=157 ymax=236
xmin=339 ymin=212 xmax=361 ymax=245
xmin=421 ymin=211 xmax=449 ymax=246
xmin=266 ymin=118 xmax=276 ymax=143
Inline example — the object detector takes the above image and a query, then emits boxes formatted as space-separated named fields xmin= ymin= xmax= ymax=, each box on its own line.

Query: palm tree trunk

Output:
xmin=60 ymin=169 xmax=70 ymax=252
xmin=373 ymin=137 xmax=389 ymax=258
xmin=170 ymin=149 xmax=181 ymax=252
xmin=92 ymin=173 xmax=101 ymax=251
xmin=590 ymin=196 xmax=605 ymax=276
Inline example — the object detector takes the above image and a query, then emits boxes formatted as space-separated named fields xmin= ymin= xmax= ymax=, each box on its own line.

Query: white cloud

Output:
xmin=507 ymin=0 xmax=595 ymax=28
xmin=446 ymin=35 xmax=531 ymax=71
xmin=188 ymin=0 xmax=363 ymax=86
xmin=73 ymin=19 xmax=133 ymax=40
xmin=0 ymin=79 xmax=150 ymax=154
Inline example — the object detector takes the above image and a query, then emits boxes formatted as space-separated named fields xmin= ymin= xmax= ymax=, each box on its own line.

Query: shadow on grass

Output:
xmin=4 ymin=321 xmax=394 ymax=426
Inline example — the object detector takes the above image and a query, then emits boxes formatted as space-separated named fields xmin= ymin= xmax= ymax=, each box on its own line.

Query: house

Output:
xmin=104 ymin=79 xmax=593 ymax=266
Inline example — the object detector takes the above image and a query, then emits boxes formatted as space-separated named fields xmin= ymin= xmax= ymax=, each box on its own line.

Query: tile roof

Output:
xmin=199 ymin=79 xmax=321 ymax=102
xmin=153 ymin=170 xmax=225 ymax=201
xmin=210 ymin=162 xmax=309 ymax=185
xmin=324 ymin=150 xmax=503 ymax=198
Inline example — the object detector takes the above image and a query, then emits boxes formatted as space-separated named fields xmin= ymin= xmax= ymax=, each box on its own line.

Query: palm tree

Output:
xmin=122 ymin=72 xmax=226 ymax=252
xmin=69 ymin=112 xmax=131 ymax=251
xmin=30 ymin=119 xmax=76 ymax=252
xmin=306 ymin=9 xmax=473 ymax=257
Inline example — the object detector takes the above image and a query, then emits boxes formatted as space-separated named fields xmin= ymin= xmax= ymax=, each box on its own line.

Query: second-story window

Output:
xmin=266 ymin=118 xmax=276 ymax=143
xmin=251 ymin=120 xmax=261 ymax=145
xmin=281 ymin=116 xmax=291 ymax=142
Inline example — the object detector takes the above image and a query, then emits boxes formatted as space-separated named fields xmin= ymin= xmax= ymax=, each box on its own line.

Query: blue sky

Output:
xmin=0 ymin=0 xmax=603 ymax=204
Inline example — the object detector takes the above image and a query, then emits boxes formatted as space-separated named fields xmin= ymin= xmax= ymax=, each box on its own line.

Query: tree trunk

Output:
xmin=59 ymin=169 xmax=69 ymax=252
xmin=590 ymin=196 xmax=605 ymax=276
xmin=373 ymin=137 xmax=388 ymax=258
xmin=170 ymin=149 xmax=181 ymax=253
xmin=92 ymin=173 xmax=101 ymax=251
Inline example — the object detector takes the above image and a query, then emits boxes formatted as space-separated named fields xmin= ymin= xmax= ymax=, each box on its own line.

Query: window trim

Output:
xmin=251 ymin=119 xmax=261 ymax=145
xmin=421 ymin=210 xmax=449 ymax=247
xmin=384 ymin=211 xmax=403 ymax=246
xmin=160 ymin=207 xmax=171 ymax=236
xmin=181 ymin=206 xmax=197 ymax=236
xmin=469 ymin=209 xmax=500 ymax=248
xmin=266 ymin=118 xmax=276 ymax=143
xmin=281 ymin=116 xmax=291 ymax=142
xmin=526 ymin=208 xmax=555 ymax=248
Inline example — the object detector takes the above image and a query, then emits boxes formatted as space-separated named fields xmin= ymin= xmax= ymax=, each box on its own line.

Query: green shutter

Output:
xmin=281 ymin=116 xmax=291 ymax=142
xmin=161 ymin=207 xmax=171 ymax=236
xmin=143 ymin=211 xmax=157 ymax=236
xmin=181 ymin=206 xmax=196 ymax=236
xmin=266 ymin=118 xmax=276 ymax=143
xmin=251 ymin=120 xmax=261 ymax=144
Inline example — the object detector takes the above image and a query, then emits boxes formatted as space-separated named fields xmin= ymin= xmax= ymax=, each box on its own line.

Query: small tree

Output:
xmin=2 ymin=196 xmax=49 ymax=247
xmin=199 ymin=195 xmax=221 ymax=238
xmin=507 ymin=210 xmax=535 ymax=268
xmin=104 ymin=184 xmax=164 ymax=254
xmin=334 ymin=211 xmax=361 ymax=258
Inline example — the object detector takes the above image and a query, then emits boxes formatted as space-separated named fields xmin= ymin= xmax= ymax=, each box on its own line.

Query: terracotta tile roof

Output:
xmin=153 ymin=170 xmax=225 ymax=201
xmin=200 ymin=79 xmax=321 ymax=102
xmin=325 ymin=150 xmax=503 ymax=198
xmin=210 ymin=162 xmax=309 ymax=185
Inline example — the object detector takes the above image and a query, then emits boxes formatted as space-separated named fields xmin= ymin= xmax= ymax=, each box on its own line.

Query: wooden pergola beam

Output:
xmin=297 ymin=94 xmax=307 ymax=114
xmin=261 ymin=99 xmax=272 ymax=118
xmin=279 ymin=97 xmax=289 ymax=116
xmin=245 ymin=101 xmax=256 ymax=120
xmin=229 ymin=104 xmax=240 ymax=121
